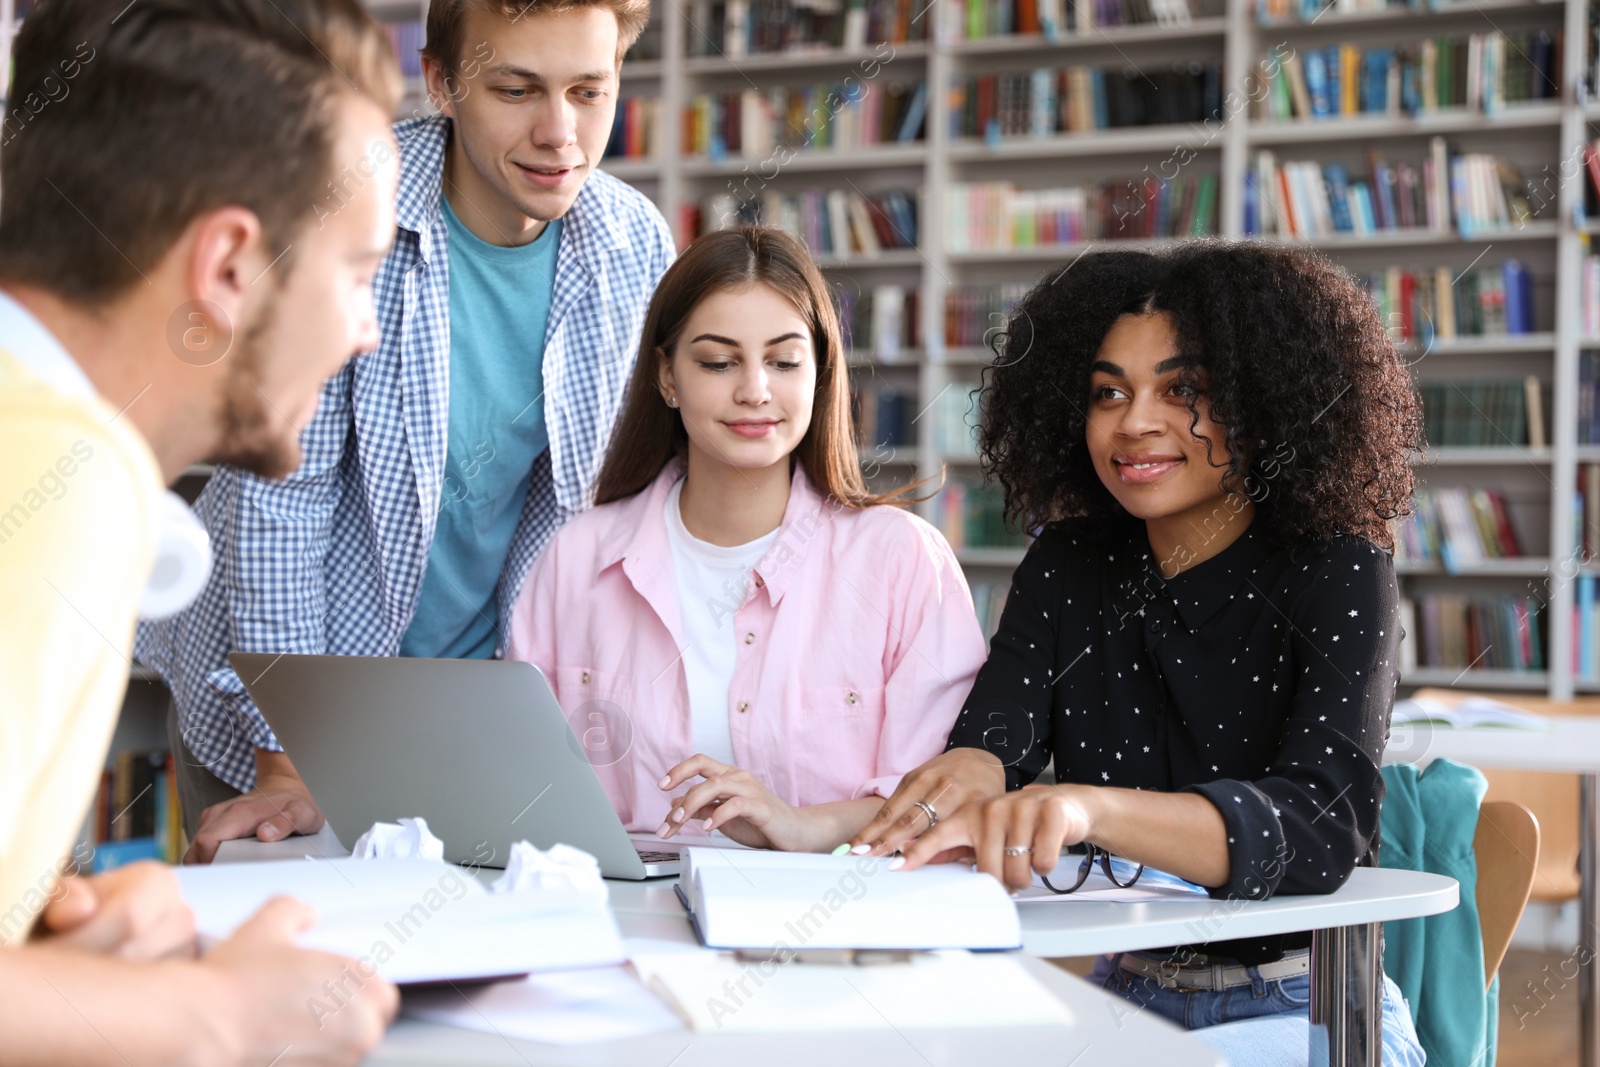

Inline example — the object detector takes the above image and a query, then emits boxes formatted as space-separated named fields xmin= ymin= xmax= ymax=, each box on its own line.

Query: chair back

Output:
xmin=1473 ymin=800 xmax=1540 ymax=991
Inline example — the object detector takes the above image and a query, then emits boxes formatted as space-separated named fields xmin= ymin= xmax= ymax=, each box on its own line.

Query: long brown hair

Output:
xmin=593 ymin=226 xmax=923 ymax=508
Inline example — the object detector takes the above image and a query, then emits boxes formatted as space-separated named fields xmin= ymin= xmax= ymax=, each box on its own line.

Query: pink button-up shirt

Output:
xmin=506 ymin=458 xmax=988 ymax=834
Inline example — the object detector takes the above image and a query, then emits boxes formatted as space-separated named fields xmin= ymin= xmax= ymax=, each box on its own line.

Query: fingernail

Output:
xmin=658 ymin=776 xmax=671 ymax=789
xmin=886 ymin=857 xmax=905 ymax=871
xmin=850 ymin=844 xmax=872 ymax=855
xmin=259 ymin=825 xmax=280 ymax=841
xmin=657 ymin=822 xmax=671 ymax=837
xmin=831 ymin=843 xmax=851 ymax=856
xmin=702 ymin=818 xmax=714 ymax=831
xmin=671 ymin=807 xmax=687 ymax=823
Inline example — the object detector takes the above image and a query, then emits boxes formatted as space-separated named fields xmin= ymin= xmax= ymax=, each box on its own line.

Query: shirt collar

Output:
xmin=0 ymin=289 xmax=95 ymax=399
xmin=599 ymin=456 xmax=831 ymax=607
xmin=1142 ymin=515 xmax=1278 ymax=632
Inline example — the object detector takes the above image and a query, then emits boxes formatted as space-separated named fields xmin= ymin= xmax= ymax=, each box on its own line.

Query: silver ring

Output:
xmin=1004 ymin=846 xmax=1033 ymax=856
xmin=913 ymin=799 xmax=938 ymax=828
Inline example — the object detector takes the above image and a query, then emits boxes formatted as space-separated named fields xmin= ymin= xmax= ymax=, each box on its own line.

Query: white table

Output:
xmin=217 ymin=830 xmax=1455 ymax=1066
xmin=215 ymin=830 xmax=1224 ymax=1067
xmin=1385 ymin=716 xmax=1600 ymax=1067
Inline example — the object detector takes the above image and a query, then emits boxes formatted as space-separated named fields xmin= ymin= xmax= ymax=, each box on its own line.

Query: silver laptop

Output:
xmin=228 ymin=653 xmax=682 ymax=879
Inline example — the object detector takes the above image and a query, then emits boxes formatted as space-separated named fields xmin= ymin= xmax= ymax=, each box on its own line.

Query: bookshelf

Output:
xmin=605 ymin=0 xmax=1600 ymax=697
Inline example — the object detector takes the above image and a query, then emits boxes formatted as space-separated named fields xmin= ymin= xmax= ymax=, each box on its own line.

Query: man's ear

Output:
xmin=421 ymin=54 xmax=459 ymax=120
xmin=177 ymin=205 xmax=265 ymax=363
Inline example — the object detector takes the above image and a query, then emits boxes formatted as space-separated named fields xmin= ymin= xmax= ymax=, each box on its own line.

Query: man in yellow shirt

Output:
xmin=0 ymin=0 xmax=405 ymax=1061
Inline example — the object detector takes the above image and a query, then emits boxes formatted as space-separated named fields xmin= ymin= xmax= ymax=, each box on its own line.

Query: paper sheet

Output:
xmin=632 ymin=949 xmax=1073 ymax=1033
xmin=402 ymin=966 xmax=684 ymax=1045
xmin=350 ymin=817 xmax=445 ymax=860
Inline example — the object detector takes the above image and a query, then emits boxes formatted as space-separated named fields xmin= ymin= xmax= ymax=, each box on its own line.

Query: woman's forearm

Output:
xmin=1064 ymin=784 xmax=1230 ymax=888
xmin=794 ymin=798 xmax=887 ymax=853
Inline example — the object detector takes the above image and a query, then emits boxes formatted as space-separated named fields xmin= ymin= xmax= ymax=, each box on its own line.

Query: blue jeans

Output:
xmin=1088 ymin=952 xmax=1426 ymax=1067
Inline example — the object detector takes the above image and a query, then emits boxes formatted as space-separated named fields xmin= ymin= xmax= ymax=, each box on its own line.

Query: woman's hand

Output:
xmin=847 ymin=747 xmax=1007 ymax=857
xmin=657 ymin=754 xmax=814 ymax=851
xmin=893 ymin=784 xmax=1095 ymax=891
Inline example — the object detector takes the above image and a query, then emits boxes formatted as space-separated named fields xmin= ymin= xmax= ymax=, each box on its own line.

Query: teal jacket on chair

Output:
xmin=1380 ymin=758 xmax=1496 ymax=1067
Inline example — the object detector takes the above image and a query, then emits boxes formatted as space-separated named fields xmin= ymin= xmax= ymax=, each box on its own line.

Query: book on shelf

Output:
xmin=1359 ymin=261 xmax=1536 ymax=343
xmin=944 ymin=284 xmax=1031 ymax=348
xmin=1253 ymin=32 xmax=1560 ymax=122
xmin=1393 ymin=486 xmax=1524 ymax=571
xmin=1417 ymin=377 xmax=1540 ymax=448
xmin=1248 ymin=139 xmax=1531 ymax=239
xmin=1398 ymin=593 xmax=1545 ymax=673
xmin=853 ymin=384 xmax=915 ymax=448
xmin=1573 ymin=355 xmax=1600 ymax=444
xmin=604 ymin=97 xmax=660 ymax=162
xmin=946 ymin=62 xmax=1221 ymax=141
xmin=939 ymin=0 xmax=1203 ymax=41
xmin=684 ymin=79 xmax=927 ymax=160
xmin=837 ymin=283 xmax=921 ymax=359
xmin=938 ymin=480 xmax=1025 ymax=551
xmin=380 ymin=20 xmax=423 ymax=79
xmin=1257 ymin=0 xmax=1419 ymax=23
xmin=1579 ymin=248 xmax=1600 ymax=338
xmin=686 ymin=0 xmax=929 ymax=57
xmin=86 ymin=748 xmax=182 ymax=871
xmin=946 ymin=174 xmax=1217 ymax=252
xmin=689 ymin=186 xmax=919 ymax=257
xmin=932 ymin=387 xmax=981 ymax=458
xmin=1572 ymin=463 xmax=1600 ymax=559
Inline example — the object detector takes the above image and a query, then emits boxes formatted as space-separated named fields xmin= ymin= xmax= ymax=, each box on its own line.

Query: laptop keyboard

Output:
xmin=635 ymin=849 xmax=680 ymax=864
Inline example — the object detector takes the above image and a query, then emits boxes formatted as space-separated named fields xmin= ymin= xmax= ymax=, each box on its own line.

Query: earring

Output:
xmin=666 ymin=395 xmax=678 ymax=408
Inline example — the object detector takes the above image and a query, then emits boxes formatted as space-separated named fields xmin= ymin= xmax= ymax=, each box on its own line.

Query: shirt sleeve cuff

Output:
xmin=1184 ymin=779 xmax=1290 ymax=901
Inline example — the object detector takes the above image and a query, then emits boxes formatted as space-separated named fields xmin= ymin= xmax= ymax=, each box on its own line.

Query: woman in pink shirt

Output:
xmin=507 ymin=226 xmax=986 ymax=852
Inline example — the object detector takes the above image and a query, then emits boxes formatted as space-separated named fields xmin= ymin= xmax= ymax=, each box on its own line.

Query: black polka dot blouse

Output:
xmin=945 ymin=514 xmax=1400 ymax=965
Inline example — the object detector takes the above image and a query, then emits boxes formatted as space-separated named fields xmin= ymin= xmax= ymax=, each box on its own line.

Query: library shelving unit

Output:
xmin=604 ymin=0 xmax=1600 ymax=702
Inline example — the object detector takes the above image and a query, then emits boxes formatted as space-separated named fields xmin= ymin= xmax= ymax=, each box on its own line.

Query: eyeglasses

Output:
xmin=1038 ymin=843 xmax=1144 ymax=895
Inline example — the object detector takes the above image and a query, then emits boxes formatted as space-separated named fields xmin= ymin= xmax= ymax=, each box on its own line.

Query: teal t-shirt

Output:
xmin=399 ymin=196 xmax=561 ymax=660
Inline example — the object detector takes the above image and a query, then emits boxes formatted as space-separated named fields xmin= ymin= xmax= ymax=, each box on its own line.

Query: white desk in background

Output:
xmin=1385 ymin=713 xmax=1600 ymax=1067
xmin=215 ymin=829 xmax=1223 ymax=1067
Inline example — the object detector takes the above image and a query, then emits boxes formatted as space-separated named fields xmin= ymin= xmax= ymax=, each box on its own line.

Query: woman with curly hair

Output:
xmin=850 ymin=241 xmax=1425 ymax=1066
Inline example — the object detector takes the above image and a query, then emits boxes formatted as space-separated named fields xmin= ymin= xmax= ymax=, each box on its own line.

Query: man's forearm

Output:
xmin=0 ymin=947 xmax=229 ymax=1067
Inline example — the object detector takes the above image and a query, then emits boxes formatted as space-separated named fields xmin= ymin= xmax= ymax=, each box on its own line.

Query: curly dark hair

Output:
xmin=979 ymin=240 xmax=1422 ymax=551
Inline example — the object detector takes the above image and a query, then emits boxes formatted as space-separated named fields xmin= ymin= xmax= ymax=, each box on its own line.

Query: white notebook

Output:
xmin=677 ymin=847 xmax=1022 ymax=951
xmin=177 ymin=857 xmax=626 ymax=985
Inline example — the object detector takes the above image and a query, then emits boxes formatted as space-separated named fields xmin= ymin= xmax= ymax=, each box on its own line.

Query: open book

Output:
xmin=1390 ymin=688 xmax=1550 ymax=730
xmin=677 ymin=847 xmax=1021 ymax=951
xmin=177 ymin=857 xmax=625 ymax=985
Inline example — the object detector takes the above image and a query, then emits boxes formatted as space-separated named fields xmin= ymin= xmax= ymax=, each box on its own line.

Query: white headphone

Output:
xmin=139 ymin=490 xmax=213 ymax=620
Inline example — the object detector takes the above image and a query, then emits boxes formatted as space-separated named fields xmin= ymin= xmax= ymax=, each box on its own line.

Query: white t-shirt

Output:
xmin=663 ymin=477 xmax=780 ymax=768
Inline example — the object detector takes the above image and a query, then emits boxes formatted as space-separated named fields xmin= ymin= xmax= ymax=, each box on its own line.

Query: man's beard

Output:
xmin=206 ymin=293 xmax=305 ymax=481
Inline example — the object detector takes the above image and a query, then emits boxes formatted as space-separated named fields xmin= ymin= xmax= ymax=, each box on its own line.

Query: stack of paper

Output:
xmin=678 ymin=848 xmax=1021 ymax=950
xmin=177 ymin=857 xmax=625 ymax=984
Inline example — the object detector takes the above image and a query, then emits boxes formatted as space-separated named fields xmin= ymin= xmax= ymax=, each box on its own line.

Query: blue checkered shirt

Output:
xmin=135 ymin=115 xmax=675 ymax=792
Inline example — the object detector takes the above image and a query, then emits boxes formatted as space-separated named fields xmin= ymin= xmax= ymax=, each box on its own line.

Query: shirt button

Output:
xmin=744 ymin=633 xmax=755 ymax=645
xmin=754 ymin=576 xmax=765 ymax=588
xmin=737 ymin=701 xmax=749 ymax=713
xmin=1150 ymin=620 xmax=1163 ymax=633
xmin=581 ymin=671 xmax=591 ymax=684
xmin=847 ymin=691 xmax=859 ymax=705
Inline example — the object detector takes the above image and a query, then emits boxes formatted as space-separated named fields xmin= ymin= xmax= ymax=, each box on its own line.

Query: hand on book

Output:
xmin=848 ymin=746 xmax=1006 ymax=858
xmin=34 ymin=862 xmax=198 ymax=960
xmin=656 ymin=754 xmax=817 ymax=851
xmin=197 ymin=895 xmax=398 ymax=1065
xmin=892 ymin=785 xmax=1093 ymax=892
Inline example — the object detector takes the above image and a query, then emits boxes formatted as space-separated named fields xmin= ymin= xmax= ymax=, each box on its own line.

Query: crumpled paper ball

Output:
xmin=349 ymin=816 xmax=445 ymax=860
xmin=490 ymin=840 xmax=608 ymax=902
